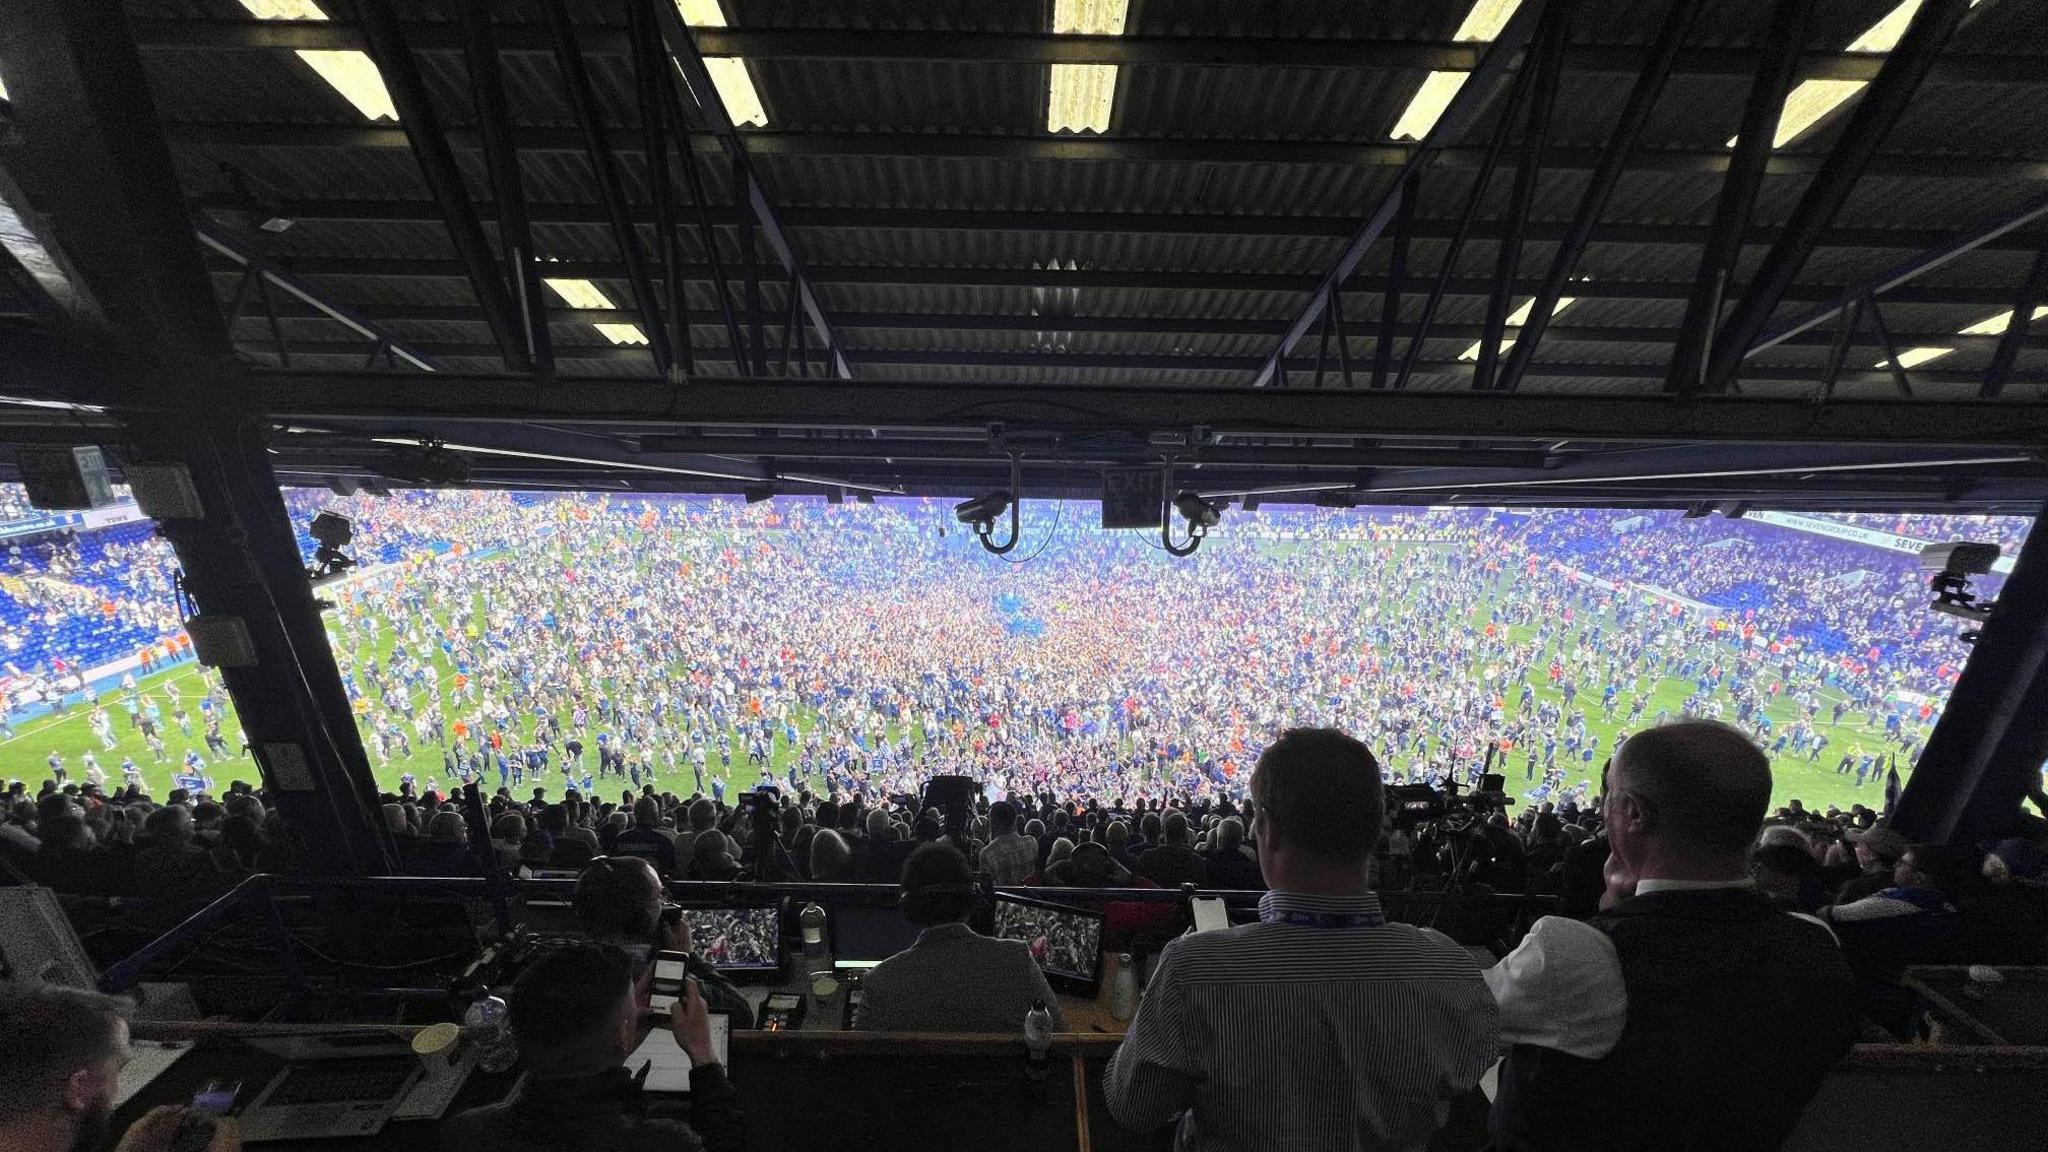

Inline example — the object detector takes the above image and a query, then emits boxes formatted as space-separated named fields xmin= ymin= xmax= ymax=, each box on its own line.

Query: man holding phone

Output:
xmin=443 ymin=944 xmax=743 ymax=1152
xmin=0 ymin=983 xmax=240 ymax=1152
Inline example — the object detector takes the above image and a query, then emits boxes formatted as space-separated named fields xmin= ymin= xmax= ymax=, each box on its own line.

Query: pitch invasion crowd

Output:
xmin=313 ymin=493 xmax=2027 ymax=813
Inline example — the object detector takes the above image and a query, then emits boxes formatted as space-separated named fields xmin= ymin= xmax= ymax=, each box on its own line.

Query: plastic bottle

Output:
xmin=800 ymin=901 xmax=831 ymax=981
xmin=463 ymin=986 xmax=519 ymax=1074
xmin=1024 ymin=999 xmax=1053 ymax=1081
xmin=1111 ymin=953 xmax=1139 ymax=1021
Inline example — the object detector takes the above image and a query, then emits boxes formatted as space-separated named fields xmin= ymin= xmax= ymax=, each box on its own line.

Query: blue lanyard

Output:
xmin=1260 ymin=909 xmax=1386 ymax=929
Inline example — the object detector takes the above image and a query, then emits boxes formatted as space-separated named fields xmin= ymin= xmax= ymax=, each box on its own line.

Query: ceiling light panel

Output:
xmin=1389 ymin=0 xmax=1525 ymax=140
xmin=237 ymin=1 xmax=397 ymax=122
xmin=675 ymin=0 xmax=769 ymax=127
xmin=1047 ymin=0 xmax=1130 ymax=134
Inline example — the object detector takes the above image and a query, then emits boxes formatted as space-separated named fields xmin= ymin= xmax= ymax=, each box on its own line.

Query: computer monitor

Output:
xmin=991 ymin=892 xmax=1107 ymax=996
xmin=679 ymin=899 xmax=786 ymax=978
xmin=828 ymin=903 xmax=923 ymax=971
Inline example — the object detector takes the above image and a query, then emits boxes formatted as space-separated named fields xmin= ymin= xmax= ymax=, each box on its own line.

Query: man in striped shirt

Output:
xmin=1104 ymin=728 xmax=1499 ymax=1151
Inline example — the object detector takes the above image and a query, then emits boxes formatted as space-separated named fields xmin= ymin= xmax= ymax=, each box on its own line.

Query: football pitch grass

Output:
xmin=0 ymin=542 xmax=1921 ymax=816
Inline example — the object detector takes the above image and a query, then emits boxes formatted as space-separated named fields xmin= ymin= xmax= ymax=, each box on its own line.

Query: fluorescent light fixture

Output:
xmin=1958 ymin=305 xmax=2048 ymax=336
xmin=371 ymin=437 xmax=904 ymax=494
xmin=543 ymin=276 xmax=615 ymax=311
xmin=1458 ymin=294 xmax=1579 ymax=361
xmin=543 ymin=276 xmax=651 ymax=347
xmin=1739 ymin=0 xmax=1982 ymax=149
xmin=238 ymin=1 xmax=398 ymax=122
xmin=1047 ymin=0 xmax=1130 ymax=134
xmin=674 ymin=0 xmax=769 ymax=127
xmin=593 ymin=323 xmax=650 ymax=346
xmin=1874 ymin=346 xmax=1953 ymax=369
xmin=1390 ymin=0 xmax=1525 ymax=140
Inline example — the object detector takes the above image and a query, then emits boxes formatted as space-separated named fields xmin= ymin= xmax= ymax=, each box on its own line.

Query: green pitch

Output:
xmin=0 ymin=542 xmax=1920 ymax=816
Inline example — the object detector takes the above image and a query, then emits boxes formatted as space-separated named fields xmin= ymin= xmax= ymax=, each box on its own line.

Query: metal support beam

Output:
xmin=1891 ymin=501 xmax=2048 ymax=843
xmin=1982 ymin=245 xmax=2048 ymax=400
xmin=126 ymin=20 xmax=2038 ymax=84
xmin=13 ymin=363 xmax=2023 ymax=448
xmin=253 ymin=269 xmax=290 ymax=369
xmin=461 ymin=0 xmax=553 ymax=380
xmin=735 ymin=154 xmax=766 ymax=377
xmin=121 ymin=411 xmax=396 ymax=874
xmin=1864 ymin=297 xmax=1916 ymax=398
xmin=1371 ymin=172 xmax=1415 ymax=390
xmin=653 ymin=39 xmax=751 ymax=376
xmin=1668 ymin=0 xmax=1811 ymax=394
xmin=1475 ymin=0 xmax=1574 ymax=392
xmin=650 ymin=0 xmax=851 ymax=379
xmin=1706 ymin=0 xmax=1970 ymax=394
xmin=545 ymin=0 xmax=673 ymax=374
xmin=627 ymin=0 xmax=691 ymax=376
xmin=1252 ymin=0 xmax=1546 ymax=388
xmin=190 ymin=197 xmax=2048 ymax=256
xmin=167 ymin=120 xmax=2048 ymax=181
xmin=0 ymin=0 xmax=228 ymax=360
xmin=353 ymin=0 xmax=529 ymax=374
xmin=1497 ymin=0 xmax=1700 ymax=394
xmin=1394 ymin=55 xmax=1538 ymax=393
xmin=196 ymin=223 xmax=438 ymax=371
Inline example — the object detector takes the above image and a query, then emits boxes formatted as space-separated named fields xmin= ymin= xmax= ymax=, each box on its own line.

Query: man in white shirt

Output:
xmin=1484 ymin=721 xmax=1858 ymax=1152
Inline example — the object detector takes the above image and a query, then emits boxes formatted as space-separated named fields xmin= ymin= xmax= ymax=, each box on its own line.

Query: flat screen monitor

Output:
xmin=679 ymin=899 xmax=786 ymax=977
xmin=829 ymin=903 xmax=923 ymax=971
xmin=991 ymin=892 xmax=1107 ymax=996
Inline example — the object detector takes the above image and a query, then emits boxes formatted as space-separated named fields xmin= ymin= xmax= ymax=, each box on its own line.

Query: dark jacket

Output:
xmin=442 ymin=1064 xmax=742 ymax=1152
xmin=1491 ymin=887 xmax=1859 ymax=1152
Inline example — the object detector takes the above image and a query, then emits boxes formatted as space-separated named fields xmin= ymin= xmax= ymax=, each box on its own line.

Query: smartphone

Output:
xmin=1191 ymin=897 xmax=1229 ymax=934
xmin=171 ymin=1082 xmax=239 ymax=1152
xmin=651 ymin=949 xmax=689 ymax=1013
xmin=190 ymin=1080 xmax=240 ymax=1116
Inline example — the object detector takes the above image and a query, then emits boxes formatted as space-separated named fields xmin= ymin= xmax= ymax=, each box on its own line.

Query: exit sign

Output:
xmin=1101 ymin=467 xmax=1164 ymax=530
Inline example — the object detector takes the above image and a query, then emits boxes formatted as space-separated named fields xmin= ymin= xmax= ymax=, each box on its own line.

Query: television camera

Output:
xmin=1387 ymin=766 xmax=1518 ymax=890
xmin=1920 ymin=541 xmax=2002 ymax=644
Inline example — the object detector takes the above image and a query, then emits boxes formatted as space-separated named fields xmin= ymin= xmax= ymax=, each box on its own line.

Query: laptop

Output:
xmin=236 ymin=1054 xmax=421 ymax=1142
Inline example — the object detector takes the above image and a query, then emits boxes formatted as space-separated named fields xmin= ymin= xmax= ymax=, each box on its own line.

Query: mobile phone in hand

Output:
xmin=172 ymin=1081 xmax=239 ymax=1152
xmin=651 ymin=949 xmax=690 ymax=1013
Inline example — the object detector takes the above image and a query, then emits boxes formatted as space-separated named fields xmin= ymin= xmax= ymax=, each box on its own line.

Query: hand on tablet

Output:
xmin=671 ymin=977 xmax=718 ymax=1067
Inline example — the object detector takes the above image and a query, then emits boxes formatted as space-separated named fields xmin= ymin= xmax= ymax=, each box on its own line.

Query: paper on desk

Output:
xmin=627 ymin=1029 xmax=697 ymax=1092
xmin=626 ymin=1016 xmax=729 ymax=1093
xmin=116 ymin=1040 xmax=194 ymax=1109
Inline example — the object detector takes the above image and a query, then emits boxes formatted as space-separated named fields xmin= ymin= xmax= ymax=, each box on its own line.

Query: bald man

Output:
xmin=1486 ymin=721 xmax=1858 ymax=1152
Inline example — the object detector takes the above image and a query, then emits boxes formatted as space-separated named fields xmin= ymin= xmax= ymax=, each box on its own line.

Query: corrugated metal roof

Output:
xmin=49 ymin=0 xmax=2039 ymax=409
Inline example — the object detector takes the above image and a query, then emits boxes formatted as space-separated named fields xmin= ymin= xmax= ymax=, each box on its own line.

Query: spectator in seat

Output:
xmin=1820 ymin=841 xmax=1972 ymax=1037
xmin=443 ymin=944 xmax=740 ymax=1152
xmin=1837 ymin=825 xmax=1909 ymax=904
xmin=855 ymin=843 xmax=1063 ymax=1033
xmin=809 ymin=829 xmax=856 ymax=882
xmin=1136 ymin=811 xmax=1210 ymax=888
xmin=403 ymin=811 xmax=479 ymax=876
xmin=978 ymin=800 xmax=1037 ymax=886
xmin=610 ymin=798 xmax=678 ymax=875
xmin=0 ymin=983 xmax=239 ymax=1152
xmin=1488 ymin=721 xmax=1859 ymax=1151
xmin=1106 ymin=728 xmax=1497 ymax=1150
xmin=571 ymin=855 xmax=753 ymax=1027
xmin=1202 ymin=816 xmax=1265 ymax=890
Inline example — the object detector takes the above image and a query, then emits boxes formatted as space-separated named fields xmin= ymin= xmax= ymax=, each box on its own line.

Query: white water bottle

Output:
xmin=1024 ymin=999 xmax=1053 ymax=1081
xmin=1111 ymin=953 xmax=1139 ymax=1021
